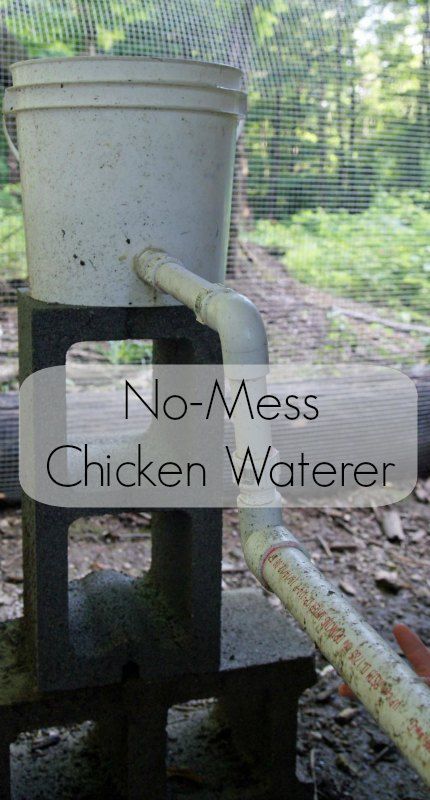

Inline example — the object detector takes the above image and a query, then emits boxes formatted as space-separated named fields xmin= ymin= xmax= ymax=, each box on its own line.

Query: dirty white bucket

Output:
xmin=4 ymin=57 xmax=246 ymax=306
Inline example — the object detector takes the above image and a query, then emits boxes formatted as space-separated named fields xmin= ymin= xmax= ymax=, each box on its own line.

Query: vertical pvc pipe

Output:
xmin=136 ymin=249 xmax=430 ymax=787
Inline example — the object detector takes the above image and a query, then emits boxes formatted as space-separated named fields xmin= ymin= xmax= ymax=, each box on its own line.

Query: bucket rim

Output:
xmin=10 ymin=55 xmax=243 ymax=76
xmin=4 ymin=81 xmax=247 ymax=116
xmin=5 ymin=79 xmax=245 ymax=93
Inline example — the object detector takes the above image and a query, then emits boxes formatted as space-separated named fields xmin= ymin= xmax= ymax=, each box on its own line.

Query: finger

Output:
xmin=393 ymin=624 xmax=430 ymax=683
xmin=339 ymin=625 xmax=430 ymax=700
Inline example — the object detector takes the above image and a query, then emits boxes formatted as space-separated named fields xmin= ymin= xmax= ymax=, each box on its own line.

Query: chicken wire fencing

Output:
xmin=0 ymin=0 xmax=429 ymax=499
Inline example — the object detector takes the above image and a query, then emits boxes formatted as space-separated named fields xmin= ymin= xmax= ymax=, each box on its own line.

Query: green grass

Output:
xmin=247 ymin=191 xmax=430 ymax=323
xmin=0 ymin=184 xmax=26 ymax=276
xmin=96 ymin=340 xmax=153 ymax=365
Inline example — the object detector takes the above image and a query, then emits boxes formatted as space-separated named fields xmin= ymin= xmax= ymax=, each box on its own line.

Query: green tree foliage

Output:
xmin=0 ymin=0 xmax=429 ymax=324
xmin=244 ymin=0 xmax=430 ymax=216
xmin=0 ymin=0 xmax=428 ymax=218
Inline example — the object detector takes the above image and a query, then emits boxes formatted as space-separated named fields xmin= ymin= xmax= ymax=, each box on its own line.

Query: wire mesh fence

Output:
xmin=0 ymin=0 xmax=429 ymax=498
xmin=0 ymin=2 xmax=429 ymax=318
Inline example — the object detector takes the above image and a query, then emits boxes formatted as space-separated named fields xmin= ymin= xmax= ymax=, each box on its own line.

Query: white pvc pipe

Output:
xmin=135 ymin=247 xmax=430 ymax=786
xmin=135 ymin=248 xmax=269 ymax=371
xmin=135 ymin=248 xmax=276 ymax=507
xmin=241 ymin=506 xmax=430 ymax=784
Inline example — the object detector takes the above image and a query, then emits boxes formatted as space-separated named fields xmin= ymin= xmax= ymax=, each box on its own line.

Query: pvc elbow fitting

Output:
xmin=201 ymin=289 xmax=269 ymax=371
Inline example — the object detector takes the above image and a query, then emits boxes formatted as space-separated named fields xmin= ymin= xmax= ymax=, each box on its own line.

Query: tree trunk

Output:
xmin=336 ymin=9 xmax=347 ymax=206
xmin=419 ymin=0 xmax=430 ymax=184
xmin=227 ymin=0 xmax=255 ymax=275
xmin=266 ymin=89 xmax=282 ymax=220
xmin=348 ymin=37 xmax=357 ymax=210
xmin=77 ymin=0 xmax=98 ymax=54
xmin=317 ymin=80 xmax=327 ymax=207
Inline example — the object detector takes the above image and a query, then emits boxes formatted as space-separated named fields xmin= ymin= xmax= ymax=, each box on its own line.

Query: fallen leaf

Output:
xmin=315 ymin=686 xmax=335 ymax=703
xmin=317 ymin=535 xmax=332 ymax=557
xmin=31 ymin=733 xmax=61 ymax=752
xmin=335 ymin=752 xmax=359 ymax=775
xmin=336 ymin=707 xmax=359 ymax=724
xmin=415 ymin=480 xmax=430 ymax=503
xmin=89 ymin=561 xmax=109 ymax=571
xmin=380 ymin=508 xmax=404 ymax=543
xmin=410 ymin=529 xmax=427 ymax=543
xmin=5 ymin=573 xmax=23 ymax=584
xmin=330 ymin=541 xmax=358 ymax=552
xmin=339 ymin=579 xmax=357 ymax=596
xmin=375 ymin=570 xmax=402 ymax=593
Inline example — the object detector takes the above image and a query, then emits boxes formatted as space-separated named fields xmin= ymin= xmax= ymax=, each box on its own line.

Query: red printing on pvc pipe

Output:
xmin=260 ymin=541 xmax=309 ymax=590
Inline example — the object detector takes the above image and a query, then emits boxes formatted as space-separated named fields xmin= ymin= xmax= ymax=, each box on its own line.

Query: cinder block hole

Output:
xmin=166 ymin=698 xmax=255 ymax=796
xmin=64 ymin=340 xmax=157 ymax=494
xmin=67 ymin=338 xmax=153 ymax=366
xmin=68 ymin=513 xmax=152 ymax=581
xmin=0 ymin=515 xmax=23 ymax=622
xmin=65 ymin=339 xmax=154 ymax=446
xmin=10 ymin=721 xmax=110 ymax=800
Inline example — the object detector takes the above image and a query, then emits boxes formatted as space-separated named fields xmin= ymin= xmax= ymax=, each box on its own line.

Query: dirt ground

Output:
xmin=0 ymin=244 xmax=429 ymax=798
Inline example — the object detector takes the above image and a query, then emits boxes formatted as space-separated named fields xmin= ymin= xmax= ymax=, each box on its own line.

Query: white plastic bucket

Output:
xmin=4 ymin=57 xmax=246 ymax=306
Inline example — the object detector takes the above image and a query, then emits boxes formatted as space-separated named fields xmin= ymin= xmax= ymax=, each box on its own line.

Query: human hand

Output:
xmin=339 ymin=623 xmax=430 ymax=699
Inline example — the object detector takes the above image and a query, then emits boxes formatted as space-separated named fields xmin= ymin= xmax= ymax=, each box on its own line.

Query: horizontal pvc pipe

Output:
xmin=135 ymin=247 xmax=430 ymax=786
xmin=241 ymin=506 xmax=430 ymax=785
xmin=135 ymin=249 xmax=269 ymax=371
